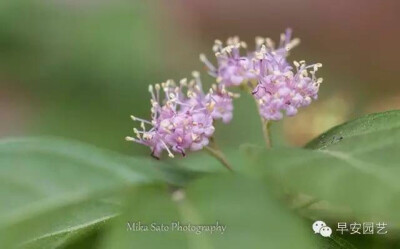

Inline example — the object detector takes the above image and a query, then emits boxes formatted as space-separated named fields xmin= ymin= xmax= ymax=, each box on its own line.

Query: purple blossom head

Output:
xmin=250 ymin=29 xmax=322 ymax=120
xmin=198 ymin=28 xmax=321 ymax=122
xmin=126 ymin=72 xmax=236 ymax=158
xmin=253 ymin=60 xmax=323 ymax=120
xmin=200 ymin=37 xmax=256 ymax=87
xmin=126 ymin=76 xmax=215 ymax=158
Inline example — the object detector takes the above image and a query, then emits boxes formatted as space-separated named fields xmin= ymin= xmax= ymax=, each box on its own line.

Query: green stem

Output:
xmin=244 ymin=81 xmax=273 ymax=148
xmin=204 ymin=146 xmax=233 ymax=172
xmin=253 ymin=97 xmax=272 ymax=148
xmin=261 ymin=118 xmax=272 ymax=148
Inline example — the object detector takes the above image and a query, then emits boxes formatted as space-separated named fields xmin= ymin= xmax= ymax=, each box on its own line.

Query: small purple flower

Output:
xmin=200 ymin=37 xmax=256 ymax=87
xmin=206 ymin=84 xmax=238 ymax=123
xmin=183 ymin=72 xmax=237 ymax=124
xmin=253 ymin=28 xmax=300 ymax=70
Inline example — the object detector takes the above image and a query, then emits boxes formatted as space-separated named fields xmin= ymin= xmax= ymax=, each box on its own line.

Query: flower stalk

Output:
xmin=204 ymin=145 xmax=233 ymax=172
xmin=261 ymin=118 xmax=272 ymax=148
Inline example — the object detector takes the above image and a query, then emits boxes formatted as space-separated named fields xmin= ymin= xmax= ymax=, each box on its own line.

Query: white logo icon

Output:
xmin=312 ymin=220 xmax=332 ymax=237
xmin=320 ymin=226 xmax=332 ymax=237
xmin=312 ymin=221 xmax=327 ymax=234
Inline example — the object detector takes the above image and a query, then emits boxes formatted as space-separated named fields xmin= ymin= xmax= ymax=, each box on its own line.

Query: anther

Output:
xmin=125 ymin=136 xmax=135 ymax=141
xmin=192 ymin=71 xmax=200 ymax=78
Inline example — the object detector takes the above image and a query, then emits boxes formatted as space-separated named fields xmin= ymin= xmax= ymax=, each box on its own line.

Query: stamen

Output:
xmin=256 ymin=36 xmax=265 ymax=47
xmin=214 ymin=39 xmax=222 ymax=45
xmin=160 ymin=140 xmax=174 ymax=158
xmin=206 ymin=101 xmax=216 ymax=112
xmin=130 ymin=115 xmax=152 ymax=124
xmin=285 ymin=38 xmax=300 ymax=51
xmin=180 ymin=78 xmax=187 ymax=86
xmin=265 ymin=38 xmax=275 ymax=49
xmin=191 ymin=134 xmax=199 ymax=141
xmin=229 ymin=92 xmax=240 ymax=98
xmin=192 ymin=71 xmax=200 ymax=78
xmin=125 ymin=136 xmax=135 ymax=141
xmin=199 ymin=53 xmax=217 ymax=71
xmin=148 ymin=84 xmax=157 ymax=101
xmin=280 ymin=33 xmax=286 ymax=46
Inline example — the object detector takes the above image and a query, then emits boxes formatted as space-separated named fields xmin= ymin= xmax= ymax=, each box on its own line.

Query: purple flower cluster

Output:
xmin=126 ymin=72 xmax=237 ymax=158
xmin=128 ymin=29 xmax=322 ymax=158
xmin=201 ymin=29 xmax=323 ymax=121
xmin=253 ymin=60 xmax=322 ymax=120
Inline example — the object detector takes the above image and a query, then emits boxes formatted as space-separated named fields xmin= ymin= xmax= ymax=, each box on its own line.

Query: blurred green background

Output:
xmin=0 ymin=0 xmax=399 ymax=152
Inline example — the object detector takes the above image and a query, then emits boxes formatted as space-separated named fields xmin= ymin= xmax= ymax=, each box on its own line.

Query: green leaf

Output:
xmin=316 ymin=235 xmax=358 ymax=249
xmin=18 ymin=201 xmax=115 ymax=249
xmin=245 ymin=111 xmax=400 ymax=223
xmin=0 ymin=137 xmax=193 ymax=248
xmin=100 ymin=175 xmax=315 ymax=249
xmin=306 ymin=110 xmax=400 ymax=149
